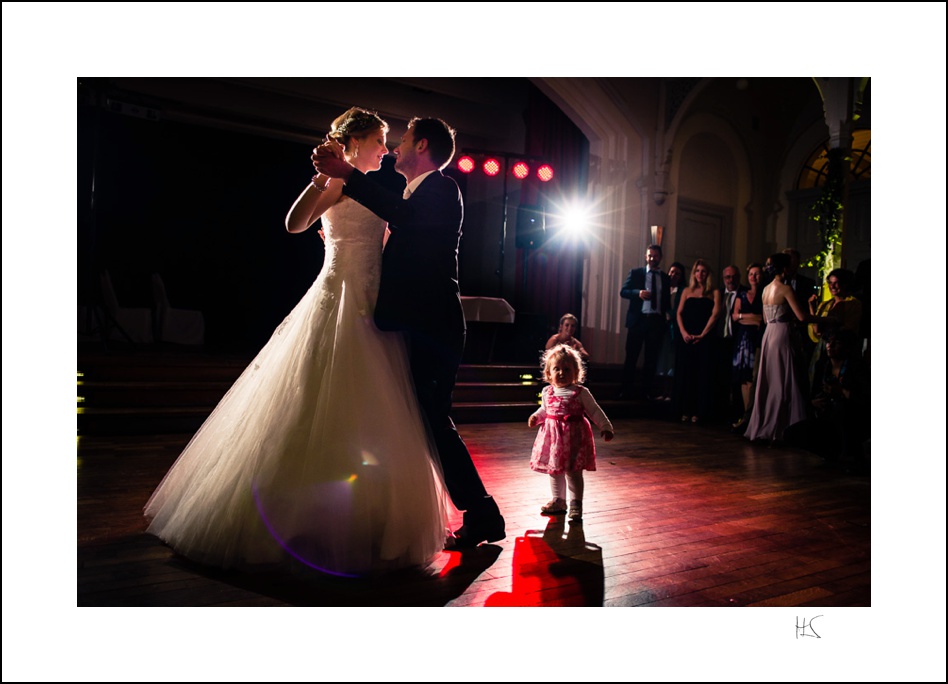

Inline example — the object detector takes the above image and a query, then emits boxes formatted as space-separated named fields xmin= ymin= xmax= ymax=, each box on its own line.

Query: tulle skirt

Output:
xmin=144 ymin=274 xmax=449 ymax=576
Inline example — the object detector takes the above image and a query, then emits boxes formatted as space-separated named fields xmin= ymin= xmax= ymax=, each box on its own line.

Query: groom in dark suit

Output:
xmin=314 ymin=117 xmax=505 ymax=549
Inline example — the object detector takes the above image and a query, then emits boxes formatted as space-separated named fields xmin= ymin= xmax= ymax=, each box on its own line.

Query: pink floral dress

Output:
xmin=530 ymin=384 xmax=612 ymax=474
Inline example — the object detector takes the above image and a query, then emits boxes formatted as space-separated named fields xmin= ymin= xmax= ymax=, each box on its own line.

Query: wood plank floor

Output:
xmin=77 ymin=415 xmax=870 ymax=608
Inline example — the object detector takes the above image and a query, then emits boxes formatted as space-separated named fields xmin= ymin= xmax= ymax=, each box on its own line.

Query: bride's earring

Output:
xmin=352 ymin=145 xmax=360 ymax=159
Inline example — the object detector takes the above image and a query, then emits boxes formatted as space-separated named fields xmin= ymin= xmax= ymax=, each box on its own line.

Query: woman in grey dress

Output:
xmin=744 ymin=253 xmax=812 ymax=444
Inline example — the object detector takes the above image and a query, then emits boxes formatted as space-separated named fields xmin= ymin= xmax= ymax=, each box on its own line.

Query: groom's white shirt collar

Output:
xmin=403 ymin=170 xmax=437 ymax=199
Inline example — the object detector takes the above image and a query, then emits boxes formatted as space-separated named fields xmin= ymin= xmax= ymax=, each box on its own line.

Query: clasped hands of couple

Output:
xmin=311 ymin=137 xmax=350 ymax=180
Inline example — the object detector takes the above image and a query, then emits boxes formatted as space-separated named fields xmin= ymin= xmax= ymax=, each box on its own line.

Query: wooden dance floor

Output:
xmin=77 ymin=416 xmax=870 ymax=608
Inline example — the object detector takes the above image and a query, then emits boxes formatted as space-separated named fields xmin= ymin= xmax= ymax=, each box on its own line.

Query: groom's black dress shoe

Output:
xmin=444 ymin=513 xmax=506 ymax=550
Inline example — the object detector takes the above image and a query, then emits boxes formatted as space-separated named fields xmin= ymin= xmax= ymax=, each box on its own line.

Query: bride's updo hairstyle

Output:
xmin=328 ymin=107 xmax=389 ymax=153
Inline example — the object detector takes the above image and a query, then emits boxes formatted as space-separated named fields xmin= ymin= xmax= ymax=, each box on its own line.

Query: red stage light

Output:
xmin=482 ymin=158 xmax=501 ymax=176
xmin=537 ymin=164 xmax=554 ymax=182
xmin=457 ymin=156 xmax=476 ymax=173
xmin=512 ymin=161 xmax=530 ymax=180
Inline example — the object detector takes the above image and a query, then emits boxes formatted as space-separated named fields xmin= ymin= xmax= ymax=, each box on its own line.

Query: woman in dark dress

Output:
xmin=730 ymin=262 xmax=764 ymax=430
xmin=674 ymin=259 xmax=722 ymax=423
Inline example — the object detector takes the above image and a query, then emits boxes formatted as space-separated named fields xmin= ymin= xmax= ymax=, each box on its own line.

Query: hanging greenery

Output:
xmin=805 ymin=148 xmax=845 ymax=288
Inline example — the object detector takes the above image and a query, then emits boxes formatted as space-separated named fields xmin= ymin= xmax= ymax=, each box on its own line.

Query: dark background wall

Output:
xmin=81 ymin=105 xmax=317 ymax=351
xmin=80 ymin=99 xmax=469 ymax=352
xmin=77 ymin=78 xmax=584 ymax=356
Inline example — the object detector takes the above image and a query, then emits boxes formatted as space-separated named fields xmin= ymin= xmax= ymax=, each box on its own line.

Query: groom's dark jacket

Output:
xmin=343 ymin=169 xmax=465 ymax=345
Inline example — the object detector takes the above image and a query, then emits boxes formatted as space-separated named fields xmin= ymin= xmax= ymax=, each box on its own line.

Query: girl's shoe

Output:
xmin=540 ymin=498 xmax=567 ymax=515
xmin=568 ymin=505 xmax=582 ymax=521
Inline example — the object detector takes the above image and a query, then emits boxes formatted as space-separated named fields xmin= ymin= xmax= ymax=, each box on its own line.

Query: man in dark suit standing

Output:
xmin=619 ymin=244 xmax=671 ymax=400
xmin=783 ymin=248 xmax=817 ymax=302
xmin=314 ymin=117 xmax=505 ymax=549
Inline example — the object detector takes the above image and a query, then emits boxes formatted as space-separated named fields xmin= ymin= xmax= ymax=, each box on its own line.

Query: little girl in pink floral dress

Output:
xmin=528 ymin=344 xmax=614 ymax=521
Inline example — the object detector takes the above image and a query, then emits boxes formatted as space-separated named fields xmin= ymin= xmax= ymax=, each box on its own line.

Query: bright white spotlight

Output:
xmin=559 ymin=204 xmax=592 ymax=237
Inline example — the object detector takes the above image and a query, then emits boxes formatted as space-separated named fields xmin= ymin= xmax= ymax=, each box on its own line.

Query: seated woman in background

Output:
xmin=787 ymin=328 xmax=870 ymax=472
xmin=546 ymin=313 xmax=590 ymax=360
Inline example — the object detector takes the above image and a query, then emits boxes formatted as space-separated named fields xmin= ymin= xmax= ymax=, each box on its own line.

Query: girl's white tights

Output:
xmin=550 ymin=471 xmax=584 ymax=507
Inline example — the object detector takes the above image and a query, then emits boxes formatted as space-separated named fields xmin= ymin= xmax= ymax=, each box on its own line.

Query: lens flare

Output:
xmin=251 ymin=478 xmax=362 ymax=578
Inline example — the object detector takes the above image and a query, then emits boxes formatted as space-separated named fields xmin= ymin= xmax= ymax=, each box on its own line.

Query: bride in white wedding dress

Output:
xmin=144 ymin=108 xmax=449 ymax=577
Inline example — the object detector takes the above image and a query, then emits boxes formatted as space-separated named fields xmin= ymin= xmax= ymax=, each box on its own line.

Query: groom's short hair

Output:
xmin=409 ymin=117 xmax=456 ymax=170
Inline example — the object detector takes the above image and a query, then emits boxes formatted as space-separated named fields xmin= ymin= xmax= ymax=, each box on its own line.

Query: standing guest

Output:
xmin=807 ymin=268 xmax=863 ymax=383
xmin=528 ymin=344 xmax=614 ymax=522
xmin=619 ymin=244 xmax=671 ymax=400
xmin=655 ymin=261 xmax=686 ymax=401
xmin=675 ymin=259 xmax=722 ymax=424
xmin=782 ymin=247 xmax=818 ymax=388
xmin=744 ymin=252 xmax=812 ymax=444
xmin=546 ymin=313 xmax=589 ymax=360
xmin=315 ymin=115 xmax=505 ymax=549
xmin=730 ymin=262 xmax=765 ymax=431
xmin=854 ymin=258 xmax=870 ymax=361
xmin=667 ymin=262 xmax=687 ymax=323
xmin=782 ymin=248 xmax=818 ymax=302
xmin=715 ymin=264 xmax=746 ymax=424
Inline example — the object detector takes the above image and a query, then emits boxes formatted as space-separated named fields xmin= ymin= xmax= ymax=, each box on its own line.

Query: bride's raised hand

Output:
xmin=314 ymin=136 xmax=344 ymax=160
xmin=312 ymin=137 xmax=352 ymax=179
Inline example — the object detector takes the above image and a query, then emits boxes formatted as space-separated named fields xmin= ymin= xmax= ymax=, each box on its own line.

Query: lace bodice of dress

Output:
xmin=319 ymin=199 xmax=387 ymax=297
xmin=763 ymin=303 xmax=794 ymax=324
